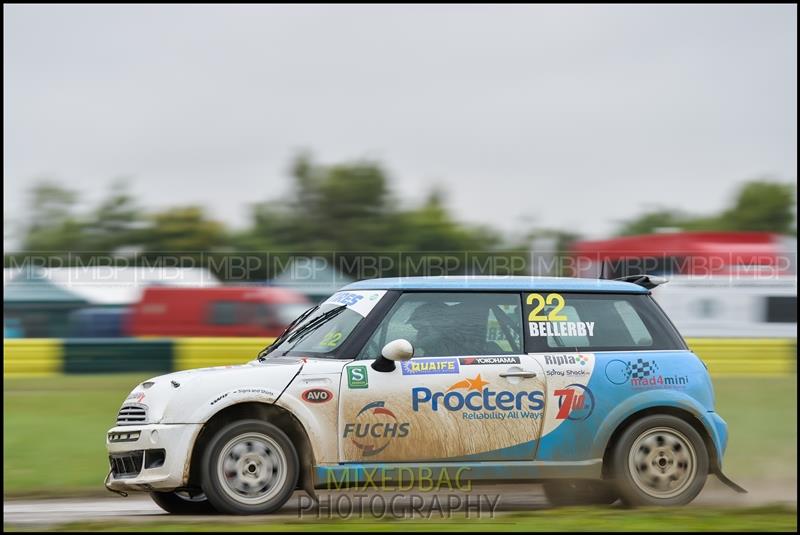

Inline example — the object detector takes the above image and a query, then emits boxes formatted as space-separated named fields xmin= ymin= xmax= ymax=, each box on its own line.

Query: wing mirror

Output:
xmin=371 ymin=338 xmax=414 ymax=372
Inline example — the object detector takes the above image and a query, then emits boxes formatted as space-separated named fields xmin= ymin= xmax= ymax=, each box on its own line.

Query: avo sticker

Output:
xmin=302 ymin=388 xmax=334 ymax=403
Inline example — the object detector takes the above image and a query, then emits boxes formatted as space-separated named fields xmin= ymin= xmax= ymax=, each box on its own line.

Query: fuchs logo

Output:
xmin=554 ymin=384 xmax=595 ymax=421
xmin=605 ymin=359 xmax=689 ymax=388
xmin=343 ymin=401 xmax=410 ymax=457
xmin=459 ymin=356 xmax=521 ymax=366
xmin=301 ymin=388 xmax=334 ymax=403
xmin=545 ymin=354 xmax=590 ymax=367
xmin=412 ymin=374 xmax=545 ymax=412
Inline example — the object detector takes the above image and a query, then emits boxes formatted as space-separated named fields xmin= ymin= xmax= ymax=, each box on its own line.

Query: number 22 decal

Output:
xmin=527 ymin=293 xmax=568 ymax=321
xmin=319 ymin=330 xmax=343 ymax=347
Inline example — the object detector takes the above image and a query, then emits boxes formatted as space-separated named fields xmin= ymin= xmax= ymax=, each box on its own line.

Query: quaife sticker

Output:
xmin=347 ymin=365 xmax=369 ymax=389
xmin=401 ymin=358 xmax=459 ymax=375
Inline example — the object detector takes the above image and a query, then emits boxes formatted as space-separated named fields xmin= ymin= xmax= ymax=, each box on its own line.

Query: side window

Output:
xmin=524 ymin=292 xmax=683 ymax=352
xmin=615 ymin=300 xmax=653 ymax=346
xmin=357 ymin=292 xmax=523 ymax=359
xmin=210 ymin=301 xmax=239 ymax=325
xmin=765 ymin=296 xmax=797 ymax=323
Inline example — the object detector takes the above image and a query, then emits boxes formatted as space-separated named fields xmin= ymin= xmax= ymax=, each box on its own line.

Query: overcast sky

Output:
xmin=3 ymin=4 xmax=797 ymax=248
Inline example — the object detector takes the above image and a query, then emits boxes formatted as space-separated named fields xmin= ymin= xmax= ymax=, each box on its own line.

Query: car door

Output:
xmin=338 ymin=291 xmax=546 ymax=463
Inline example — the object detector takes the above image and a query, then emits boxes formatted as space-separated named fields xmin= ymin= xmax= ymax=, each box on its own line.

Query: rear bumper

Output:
xmin=105 ymin=423 xmax=202 ymax=492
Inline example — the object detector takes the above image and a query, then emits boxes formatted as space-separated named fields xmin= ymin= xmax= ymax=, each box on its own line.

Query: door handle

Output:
xmin=499 ymin=371 xmax=537 ymax=378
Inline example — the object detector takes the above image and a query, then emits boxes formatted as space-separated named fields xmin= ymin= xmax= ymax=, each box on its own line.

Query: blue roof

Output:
xmin=340 ymin=276 xmax=647 ymax=293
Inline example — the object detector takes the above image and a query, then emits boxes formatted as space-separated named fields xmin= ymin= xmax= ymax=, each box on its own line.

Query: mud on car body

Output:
xmin=106 ymin=276 xmax=743 ymax=514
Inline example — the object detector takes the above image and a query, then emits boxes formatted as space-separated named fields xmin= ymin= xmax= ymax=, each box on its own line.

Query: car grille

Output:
xmin=109 ymin=450 xmax=144 ymax=479
xmin=116 ymin=404 xmax=147 ymax=426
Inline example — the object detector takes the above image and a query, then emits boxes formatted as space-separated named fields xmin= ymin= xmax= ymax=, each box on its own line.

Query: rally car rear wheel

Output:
xmin=201 ymin=419 xmax=299 ymax=515
xmin=613 ymin=415 xmax=708 ymax=506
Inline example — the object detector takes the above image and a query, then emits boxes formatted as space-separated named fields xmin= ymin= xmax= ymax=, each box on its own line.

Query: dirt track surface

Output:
xmin=4 ymin=478 xmax=796 ymax=527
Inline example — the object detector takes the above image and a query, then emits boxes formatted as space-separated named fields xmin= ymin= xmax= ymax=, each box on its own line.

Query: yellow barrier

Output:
xmin=3 ymin=339 xmax=62 ymax=376
xmin=174 ymin=337 xmax=275 ymax=371
xmin=3 ymin=337 xmax=796 ymax=376
xmin=686 ymin=338 xmax=797 ymax=375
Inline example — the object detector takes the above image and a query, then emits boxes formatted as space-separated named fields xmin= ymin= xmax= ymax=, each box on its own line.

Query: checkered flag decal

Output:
xmin=625 ymin=358 xmax=659 ymax=379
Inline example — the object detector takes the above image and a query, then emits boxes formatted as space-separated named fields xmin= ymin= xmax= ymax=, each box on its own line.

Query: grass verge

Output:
xmin=3 ymin=373 xmax=797 ymax=496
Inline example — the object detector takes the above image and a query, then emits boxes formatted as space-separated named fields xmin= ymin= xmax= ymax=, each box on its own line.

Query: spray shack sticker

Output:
xmin=526 ymin=293 xmax=595 ymax=337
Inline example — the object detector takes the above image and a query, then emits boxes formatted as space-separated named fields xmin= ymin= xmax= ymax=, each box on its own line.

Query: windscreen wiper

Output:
xmin=280 ymin=305 xmax=348 ymax=356
xmin=257 ymin=304 xmax=319 ymax=361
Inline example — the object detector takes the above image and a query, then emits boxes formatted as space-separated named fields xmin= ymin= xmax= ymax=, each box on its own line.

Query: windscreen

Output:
xmin=265 ymin=290 xmax=387 ymax=357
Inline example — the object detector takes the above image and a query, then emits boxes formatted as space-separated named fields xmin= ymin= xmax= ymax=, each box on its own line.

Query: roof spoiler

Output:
xmin=614 ymin=275 xmax=668 ymax=290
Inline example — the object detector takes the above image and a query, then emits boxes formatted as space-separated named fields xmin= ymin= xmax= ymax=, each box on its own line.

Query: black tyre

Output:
xmin=150 ymin=490 xmax=217 ymax=514
xmin=201 ymin=419 xmax=299 ymax=515
xmin=612 ymin=414 xmax=708 ymax=506
xmin=543 ymin=480 xmax=619 ymax=506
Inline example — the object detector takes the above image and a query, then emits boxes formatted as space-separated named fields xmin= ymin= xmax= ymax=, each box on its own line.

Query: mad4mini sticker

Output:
xmin=605 ymin=358 xmax=689 ymax=388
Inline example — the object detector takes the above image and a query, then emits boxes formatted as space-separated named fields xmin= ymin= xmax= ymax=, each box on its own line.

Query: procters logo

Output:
xmin=342 ymin=401 xmax=410 ymax=457
xmin=412 ymin=374 xmax=545 ymax=412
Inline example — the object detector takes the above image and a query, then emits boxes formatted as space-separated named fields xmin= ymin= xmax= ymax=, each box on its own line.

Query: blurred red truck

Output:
xmin=128 ymin=287 xmax=311 ymax=337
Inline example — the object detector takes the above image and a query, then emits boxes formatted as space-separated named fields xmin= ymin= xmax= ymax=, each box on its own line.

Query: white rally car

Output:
xmin=106 ymin=276 xmax=740 ymax=514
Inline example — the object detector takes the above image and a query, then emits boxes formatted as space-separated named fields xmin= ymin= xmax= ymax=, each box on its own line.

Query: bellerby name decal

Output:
xmin=528 ymin=321 xmax=595 ymax=337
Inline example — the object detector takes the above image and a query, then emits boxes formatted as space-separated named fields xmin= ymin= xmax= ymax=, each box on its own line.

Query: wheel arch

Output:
xmin=600 ymin=406 xmax=719 ymax=478
xmin=186 ymin=402 xmax=316 ymax=495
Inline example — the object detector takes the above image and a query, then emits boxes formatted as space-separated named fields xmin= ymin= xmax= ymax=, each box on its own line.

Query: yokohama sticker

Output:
xmin=459 ymin=356 xmax=521 ymax=366
xmin=302 ymin=388 xmax=334 ymax=403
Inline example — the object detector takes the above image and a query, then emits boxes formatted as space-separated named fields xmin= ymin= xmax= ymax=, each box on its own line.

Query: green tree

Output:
xmin=21 ymin=180 xmax=86 ymax=253
xmin=617 ymin=209 xmax=686 ymax=236
xmin=616 ymin=180 xmax=797 ymax=236
xmin=84 ymin=179 xmax=145 ymax=252
xmin=718 ymin=180 xmax=795 ymax=233
xmin=142 ymin=206 xmax=227 ymax=253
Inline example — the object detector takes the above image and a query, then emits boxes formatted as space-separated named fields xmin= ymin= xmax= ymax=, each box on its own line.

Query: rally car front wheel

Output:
xmin=200 ymin=419 xmax=299 ymax=515
xmin=612 ymin=415 xmax=708 ymax=506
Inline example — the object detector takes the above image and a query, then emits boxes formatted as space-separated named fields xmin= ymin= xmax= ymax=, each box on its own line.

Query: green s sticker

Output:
xmin=347 ymin=366 xmax=368 ymax=389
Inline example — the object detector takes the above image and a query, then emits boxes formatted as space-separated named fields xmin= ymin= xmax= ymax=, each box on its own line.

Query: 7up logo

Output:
xmin=554 ymin=384 xmax=595 ymax=421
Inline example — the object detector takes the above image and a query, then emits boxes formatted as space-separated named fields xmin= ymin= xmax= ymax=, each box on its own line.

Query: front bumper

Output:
xmin=105 ymin=423 xmax=202 ymax=492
